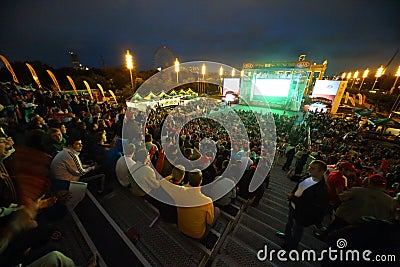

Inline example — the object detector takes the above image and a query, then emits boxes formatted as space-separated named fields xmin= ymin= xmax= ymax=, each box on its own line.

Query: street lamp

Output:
xmin=390 ymin=65 xmax=400 ymax=94
xmin=351 ymin=70 xmax=359 ymax=88
xmin=231 ymin=68 xmax=235 ymax=77
xmin=201 ymin=63 xmax=206 ymax=93
xmin=174 ymin=58 xmax=180 ymax=83
xmin=359 ymin=68 xmax=369 ymax=91
xmin=341 ymin=72 xmax=347 ymax=80
xmin=125 ymin=50 xmax=134 ymax=90
xmin=371 ymin=65 xmax=384 ymax=90
xmin=219 ymin=66 xmax=223 ymax=82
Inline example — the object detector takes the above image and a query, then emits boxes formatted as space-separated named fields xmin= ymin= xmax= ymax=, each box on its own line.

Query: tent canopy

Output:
xmin=352 ymin=108 xmax=372 ymax=117
xmin=367 ymin=117 xmax=390 ymax=126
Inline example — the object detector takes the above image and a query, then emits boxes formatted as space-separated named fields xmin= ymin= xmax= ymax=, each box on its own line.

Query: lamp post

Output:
xmin=125 ymin=50 xmax=134 ymax=90
xmin=174 ymin=58 xmax=180 ymax=83
xmin=341 ymin=72 xmax=347 ymax=80
xmin=219 ymin=66 xmax=223 ymax=82
xmin=346 ymin=71 xmax=352 ymax=86
xmin=351 ymin=70 xmax=359 ymax=88
xmin=371 ymin=66 xmax=384 ymax=90
xmin=390 ymin=66 xmax=400 ymax=94
xmin=359 ymin=69 xmax=369 ymax=91
xmin=201 ymin=63 xmax=206 ymax=94
xmin=231 ymin=68 xmax=235 ymax=77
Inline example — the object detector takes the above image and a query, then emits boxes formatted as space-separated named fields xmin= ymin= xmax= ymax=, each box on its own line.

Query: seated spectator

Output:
xmin=326 ymin=162 xmax=357 ymax=210
xmin=324 ymin=174 xmax=397 ymax=237
xmin=50 ymin=135 xmax=106 ymax=194
xmin=41 ymin=128 xmax=66 ymax=157
xmin=115 ymin=142 xmax=136 ymax=187
xmin=164 ymin=165 xmax=186 ymax=185
xmin=145 ymin=133 xmax=158 ymax=164
xmin=25 ymin=115 xmax=46 ymax=150
xmin=177 ymin=169 xmax=220 ymax=239
xmin=129 ymin=148 xmax=159 ymax=197
xmin=212 ymin=175 xmax=236 ymax=207
xmin=87 ymin=130 xmax=108 ymax=164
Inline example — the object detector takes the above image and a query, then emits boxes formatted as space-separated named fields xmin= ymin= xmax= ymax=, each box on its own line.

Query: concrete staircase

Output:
xmin=211 ymin=160 xmax=328 ymax=267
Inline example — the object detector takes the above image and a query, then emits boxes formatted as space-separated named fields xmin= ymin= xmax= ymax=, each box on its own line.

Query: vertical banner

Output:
xmin=83 ymin=80 xmax=93 ymax=100
xmin=96 ymin=83 xmax=105 ymax=97
xmin=66 ymin=75 xmax=77 ymax=95
xmin=25 ymin=63 xmax=42 ymax=89
xmin=348 ymin=96 xmax=355 ymax=106
xmin=356 ymin=93 xmax=363 ymax=105
xmin=46 ymin=70 xmax=61 ymax=92
xmin=0 ymin=55 xmax=19 ymax=84
xmin=108 ymin=90 xmax=117 ymax=103
xmin=344 ymin=92 xmax=349 ymax=104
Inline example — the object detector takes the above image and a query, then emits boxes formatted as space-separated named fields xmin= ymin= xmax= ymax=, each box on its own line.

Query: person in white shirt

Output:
xmin=115 ymin=143 xmax=136 ymax=187
xmin=129 ymin=148 xmax=159 ymax=197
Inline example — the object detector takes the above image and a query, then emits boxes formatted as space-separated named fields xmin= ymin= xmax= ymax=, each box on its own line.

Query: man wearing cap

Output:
xmin=325 ymin=174 xmax=397 ymax=235
xmin=326 ymin=162 xmax=358 ymax=210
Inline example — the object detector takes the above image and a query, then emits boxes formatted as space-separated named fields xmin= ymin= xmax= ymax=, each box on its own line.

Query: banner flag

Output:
xmin=66 ymin=75 xmax=77 ymax=95
xmin=108 ymin=90 xmax=117 ymax=103
xmin=46 ymin=70 xmax=61 ymax=92
xmin=83 ymin=80 xmax=93 ymax=100
xmin=0 ymin=54 xmax=19 ymax=84
xmin=25 ymin=63 xmax=42 ymax=89
xmin=97 ymin=83 xmax=105 ymax=97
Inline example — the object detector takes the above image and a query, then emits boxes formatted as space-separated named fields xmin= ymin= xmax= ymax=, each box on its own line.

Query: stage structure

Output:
xmin=238 ymin=56 xmax=327 ymax=111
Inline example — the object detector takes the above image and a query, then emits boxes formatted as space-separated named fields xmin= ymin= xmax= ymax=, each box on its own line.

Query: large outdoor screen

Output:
xmin=223 ymin=78 xmax=240 ymax=95
xmin=253 ymin=79 xmax=291 ymax=98
xmin=312 ymin=80 xmax=341 ymax=102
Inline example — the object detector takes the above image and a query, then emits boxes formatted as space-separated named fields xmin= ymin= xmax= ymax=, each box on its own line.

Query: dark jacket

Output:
xmin=290 ymin=178 xmax=328 ymax=227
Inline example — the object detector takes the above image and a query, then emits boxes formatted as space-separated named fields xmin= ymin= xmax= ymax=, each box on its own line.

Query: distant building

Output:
xmin=69 ymin=51 xmax=87 ymax=70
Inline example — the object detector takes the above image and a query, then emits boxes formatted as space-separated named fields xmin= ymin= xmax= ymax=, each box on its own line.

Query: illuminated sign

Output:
xmin=295 ymin=61 xmax=312 ymax=68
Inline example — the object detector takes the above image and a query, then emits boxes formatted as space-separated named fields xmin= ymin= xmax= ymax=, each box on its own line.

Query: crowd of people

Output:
xmin=0 ymin=81 xmax=400 ymax=265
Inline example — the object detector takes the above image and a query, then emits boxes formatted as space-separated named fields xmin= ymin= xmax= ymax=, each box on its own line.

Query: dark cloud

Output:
xmin=0 ymin=0 xmax=399 ymax=75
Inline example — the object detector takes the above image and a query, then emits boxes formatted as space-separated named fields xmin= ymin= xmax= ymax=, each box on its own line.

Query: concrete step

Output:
xmin=220 ymin=236 xmax=276 ymax=267
xmin=232 ymin=224 xmax=317 ymax=267
xmin=96 ymin=184 xmax=207 ymax=266
xmin=247 ymin=205 xmax=288 ymax=228
xmin=74 ymin=192 xmax=150 ymax=266
xmin=244 ymin=206 xmax=326 ymax=250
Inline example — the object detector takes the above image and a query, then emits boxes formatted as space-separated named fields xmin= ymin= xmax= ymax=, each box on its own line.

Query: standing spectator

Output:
xmin=276 ymin=160 xmax=328 ymax=250
xmin=282 ymin=144 xmax=295 ymax=171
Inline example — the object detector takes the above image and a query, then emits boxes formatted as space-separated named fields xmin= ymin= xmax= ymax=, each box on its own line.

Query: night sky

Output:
xmin=1 ymin=0 xmax=399 ymax=75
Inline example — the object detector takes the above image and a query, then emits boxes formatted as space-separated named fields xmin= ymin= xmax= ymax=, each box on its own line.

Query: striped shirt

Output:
xmin=50 ymin=147 xmax=89 ymax=181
